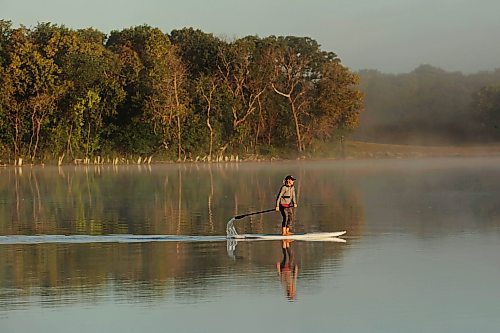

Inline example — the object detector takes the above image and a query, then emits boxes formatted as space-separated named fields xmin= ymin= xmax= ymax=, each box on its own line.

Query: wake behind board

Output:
xmin=0 ymin=232 xmax=346 ymax=245
xmin=230 ymin=231 xmax=346 ymax=242
xmin=0 ymin=234 xmax=229 ymax=245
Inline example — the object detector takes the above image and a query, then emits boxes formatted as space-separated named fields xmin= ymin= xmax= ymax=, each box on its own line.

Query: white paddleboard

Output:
xmin=231 ymin=231 xmax=346 ymax=241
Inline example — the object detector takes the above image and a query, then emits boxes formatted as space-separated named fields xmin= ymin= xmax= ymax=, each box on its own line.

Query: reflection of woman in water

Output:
xmin=276 ymin=240 xmax=299 ymax=300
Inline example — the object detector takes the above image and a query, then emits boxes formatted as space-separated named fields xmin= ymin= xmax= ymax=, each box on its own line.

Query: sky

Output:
xmin=2 ymin=0 xmax=500 ymax=74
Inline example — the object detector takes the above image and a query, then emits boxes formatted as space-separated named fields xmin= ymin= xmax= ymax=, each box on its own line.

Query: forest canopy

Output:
xmin=0 ymin=21 xmax=363 ymax=163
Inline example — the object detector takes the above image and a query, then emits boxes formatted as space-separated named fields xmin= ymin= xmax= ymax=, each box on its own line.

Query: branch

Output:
xmin=271 ymin=83 xmax=290 ymax=98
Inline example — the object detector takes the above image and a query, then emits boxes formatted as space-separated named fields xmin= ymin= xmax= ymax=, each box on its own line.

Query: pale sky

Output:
xmin=2 ymin=0 xmax=499 ymax=73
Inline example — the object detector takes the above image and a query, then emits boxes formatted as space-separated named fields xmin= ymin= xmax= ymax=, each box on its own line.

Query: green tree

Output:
xmin=108 ymin=26 xmax=192 ymax=160
xmin=312 ymin=61 xmax=363 ymax=144
xmin=58 ymin=28 xmax=125 ymax=158
xmin=145 ymin=43 xmax=191 ymax=161
xmin=217 ymin=37 xmax=269 ymax=152
xmin=169 ymin=28 xmax=222 ymax=79
xmin=269 ymin=37 xmax=329 ymax=151
xmin=1 ymin=26 xmax=69 ymax=161
xmin=195 ymin=74 xmax=220 ymax=160
xmin=106 ymin=27 xmax=154 ymax=155
xmin=0 ymin=21 xmax=13 ymax=155
xmin=473 ymin=86 xmax=500 ymax=141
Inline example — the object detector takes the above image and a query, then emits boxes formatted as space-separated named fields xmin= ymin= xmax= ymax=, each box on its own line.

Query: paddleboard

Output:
xmin=230 ymin=231 xmax=346 ymax=241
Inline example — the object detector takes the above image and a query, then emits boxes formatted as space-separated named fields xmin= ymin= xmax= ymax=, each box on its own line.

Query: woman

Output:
xmin=275 ymin=175 xmax=298 ymax=236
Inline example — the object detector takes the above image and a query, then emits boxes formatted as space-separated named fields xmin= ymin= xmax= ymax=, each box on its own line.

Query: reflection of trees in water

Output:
xmin=293 ymin=169 xmax=364 ymax=236
xmin=0 ymin=240 xmax=349 ymax=308
xmin=0 ymin=242 xmax=220 ymax=308
xmin=0 ymin=163 xmax=364 ymax=236
xmin=0 ymin=162 xmax=365 ymax=306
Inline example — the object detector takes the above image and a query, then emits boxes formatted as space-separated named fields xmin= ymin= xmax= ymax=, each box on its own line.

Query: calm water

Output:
xmin=1 ymin=158 xmax=500 ymax=332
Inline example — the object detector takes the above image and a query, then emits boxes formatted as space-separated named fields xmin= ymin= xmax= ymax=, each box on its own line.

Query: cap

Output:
xmin=285 ymin=175 xmax=296 ymax=181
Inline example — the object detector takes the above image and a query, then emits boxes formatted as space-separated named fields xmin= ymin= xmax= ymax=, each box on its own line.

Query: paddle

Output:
xmin=234 ymin=208 xmax=276 ymax=220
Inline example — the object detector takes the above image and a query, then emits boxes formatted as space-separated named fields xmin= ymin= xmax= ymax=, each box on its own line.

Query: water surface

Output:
xmin=1 ymin=158 xmax=499 ymax=332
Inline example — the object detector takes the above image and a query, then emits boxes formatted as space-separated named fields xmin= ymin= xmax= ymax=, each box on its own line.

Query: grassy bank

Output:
xmin=343 ymin=141 xmax=500 ymax=159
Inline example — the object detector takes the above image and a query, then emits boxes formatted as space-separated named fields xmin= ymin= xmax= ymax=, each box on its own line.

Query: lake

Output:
xmin=1 ymin=158 xmax=500 ymax=332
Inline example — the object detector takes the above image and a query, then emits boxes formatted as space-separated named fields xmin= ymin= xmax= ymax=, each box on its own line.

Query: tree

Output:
xmin=155 ymin=45 xmax=190 ymax=161
xmin=473 ymin=86 xmax=500 ymax=141
xmin=312 ymin=61 xmax=363 ymax=143
xmin=169 ymin=28 xmax=222 ymax=79
xmin=217 ymin=37 xmax=269 ymax=151
xmin=1 ymin=26 xmax=69 ymax=161
xmin=106 ymin=27 xmax=153 ymax=155
xmin=269 ymin=37 xmax=329 ymax=151
xmin=196 ymin=75 xmax=219 ymax=160
xmin=0 ymin=20 xmax=11 ymax=65
xmin=117 ymin=26 xmax=190 ymax=160
xmin=31 ymin=24 xmax=127 ymax=159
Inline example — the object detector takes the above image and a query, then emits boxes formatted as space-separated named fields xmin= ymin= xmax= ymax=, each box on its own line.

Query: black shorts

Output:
xmin=279 ymin=206 xmax=294 ymax=227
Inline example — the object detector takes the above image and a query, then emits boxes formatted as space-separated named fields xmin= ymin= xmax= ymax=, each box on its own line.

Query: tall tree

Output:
xmin=1 ymin=26 xmax=69 ymax=160
xmin=31 ymin=24 xmax=127 ymax=159
xmin=473 ymin=86 xmax=500 ymax=141
xmin=217 ymin=37 xmax=270 ymax=151
xmin=116 ymin=26 xmax=190 ymax=160
xmin=311 ymin=61 xmax=363 ymax=144
xmin=196 ymin=74 xmax=220 ymax=160
xmin=169 ymin=28 xmax=222 ymax=79
xmin=269 ymin=37 xmax=319 ymax=151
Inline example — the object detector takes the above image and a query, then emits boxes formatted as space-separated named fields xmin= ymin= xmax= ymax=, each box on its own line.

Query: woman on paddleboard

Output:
xmin=276 ymin=175 xmax=298 ymax=236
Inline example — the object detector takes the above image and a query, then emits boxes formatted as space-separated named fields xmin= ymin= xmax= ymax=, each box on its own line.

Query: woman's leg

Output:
xmin=280 ymin=206 xmax=287 ymax=235
xmin=286 ymin=208 xmax=294 ymax=234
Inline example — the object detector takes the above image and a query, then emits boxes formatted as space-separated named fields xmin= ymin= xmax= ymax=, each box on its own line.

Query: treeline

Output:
xmin=0 ymin=20 xmax=362 ymax=163
xmin=356 ymin=65 xmax=500 ymax=144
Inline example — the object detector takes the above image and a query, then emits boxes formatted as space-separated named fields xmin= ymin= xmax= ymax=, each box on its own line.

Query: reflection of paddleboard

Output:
xmin=230 ymin=231 xmax=346 ymax=241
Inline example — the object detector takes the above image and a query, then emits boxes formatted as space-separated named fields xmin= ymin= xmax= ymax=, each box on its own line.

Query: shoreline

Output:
xmin=341 ymin=141 xmax=500 ymax=159
xmin=2 ymin=141 xmax=500 ymax=167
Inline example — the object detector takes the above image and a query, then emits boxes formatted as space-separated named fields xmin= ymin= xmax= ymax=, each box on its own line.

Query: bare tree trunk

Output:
xmin=289 ymin=98 xmax=303 ymax=152
xmin=173 ymin=74 xmax=182 ymax=161
xmin=254 ymin=96 xmax=264 ymax=152
xmin=272 ymin=84 xmax=304 ymax=152
xmin=28 ymin=108 xmax=36 ymax=160
xmin=67 ymin=124 xmax=74 ymax=158
xmin=86 ymin=122 xmax=91 ymax=157
xmin=32 ymin=118 xmax=42 ymax=161
xmin=206 ymin=104 xmax=214 ymax=160
xmin=13 ymin=113 xmax=21 ymax=158
xmin=200 ymin=80 xmax=217 ymax=161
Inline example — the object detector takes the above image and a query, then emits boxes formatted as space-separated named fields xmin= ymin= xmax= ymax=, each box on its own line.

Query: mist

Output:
xmin=354 ymin=65 xmax=500 ymax=146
